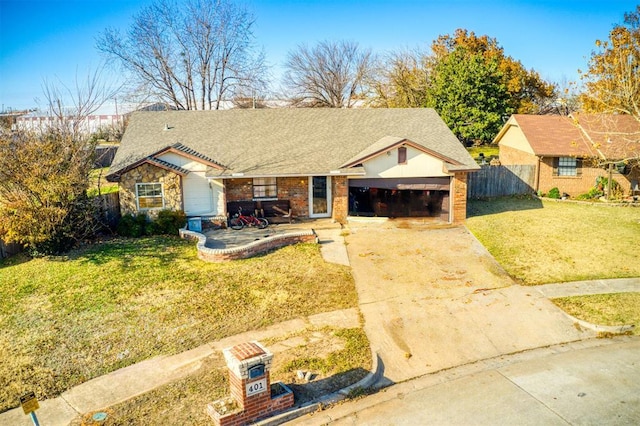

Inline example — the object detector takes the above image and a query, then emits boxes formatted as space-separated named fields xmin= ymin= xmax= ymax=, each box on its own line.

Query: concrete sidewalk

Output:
xmin=535 ymin=277 xmax=640 ymax=298
xmin=0 ymin=309 xmax=361 ymax=426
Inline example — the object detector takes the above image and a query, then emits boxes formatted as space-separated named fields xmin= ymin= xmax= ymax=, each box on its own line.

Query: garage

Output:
xmin=348 ymin=177 xmax=450 ymax=220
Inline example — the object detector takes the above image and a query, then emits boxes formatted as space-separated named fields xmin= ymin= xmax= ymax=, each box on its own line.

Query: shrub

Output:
xmin=116 ymin=213 xmax=149 ymax=237
xmin=596 ymin=176 xmax=623 ymax=199
xmin=116 ymin=210 xmax=186 ymax=237
xmin=155 ymin=210 xmax=187 ymax=235
xmin=547 ymin=187 xmax=561 ymax=199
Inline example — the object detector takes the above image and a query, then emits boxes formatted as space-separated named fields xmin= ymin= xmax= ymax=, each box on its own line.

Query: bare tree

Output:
xmin=97 ymin=0 xmax=266 ymax=110
xmin=282 ymin=40 xmax=373 ymax=108
xmin=370 ymin=48 xmax=431 ymax=108
xmin=40 ymin=67 xmax=120 ymax=139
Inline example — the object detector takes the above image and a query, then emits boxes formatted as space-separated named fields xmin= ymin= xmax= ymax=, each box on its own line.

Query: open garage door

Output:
xmin=349 ymin=177 xmax=450 ymax=220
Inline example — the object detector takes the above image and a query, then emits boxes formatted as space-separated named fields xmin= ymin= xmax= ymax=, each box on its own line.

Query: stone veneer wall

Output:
xmin=452 ymin=172 xmax=468 ymax=224
xmin=119 ymin=163 xmax=183 ymax=217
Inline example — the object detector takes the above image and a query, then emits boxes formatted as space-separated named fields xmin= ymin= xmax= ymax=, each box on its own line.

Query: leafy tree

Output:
xmin=428 ymin=47 xmax=512 ymax=144
xmin=97 ymin=0 xmax=266 ymax=110
xmin=0 ymin=71 xmax=113 ymax=255
xmin=580 ymin=6 xmax=640 ymax=118
xmin=430 ymin=29 xmax=556 ymax=115
xmin=282 ymin=40 xmax=373 ymax=107
xmin=0 ymin=130 xmax=99 ymax=255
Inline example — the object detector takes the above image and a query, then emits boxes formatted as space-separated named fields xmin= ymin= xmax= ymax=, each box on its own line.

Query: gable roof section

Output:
xmin=495 ymin=114 xmax=640 ymax=159
xmin=340 ymin=136 xmax=465 ymax=169
xmin=108 ymin=108 xmax=479 ymax=179
xmin=158 ymin=143 xmax=225 ymax=169
xmin=107 ymin=143 xmax=211 ymax=181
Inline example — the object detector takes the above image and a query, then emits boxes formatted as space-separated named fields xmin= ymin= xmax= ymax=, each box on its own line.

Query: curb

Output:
xmin=254 ymin=347 xmax=382 ymax=426
xmin=564 ymin=313 xmax=635 ymax=335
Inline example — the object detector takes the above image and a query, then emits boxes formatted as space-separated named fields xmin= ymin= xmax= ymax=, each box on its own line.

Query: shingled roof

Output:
xmin=495 ymin=114 xmax=640 ymax=159
xmin=107 ymin=108 xmax=478 ymax=179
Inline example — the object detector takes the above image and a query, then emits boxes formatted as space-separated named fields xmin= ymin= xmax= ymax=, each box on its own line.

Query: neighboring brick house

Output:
xmin=106 ymin=109 xmax=479 ymax=224
xmin=496 ymin=114 xmax=640 ymax=197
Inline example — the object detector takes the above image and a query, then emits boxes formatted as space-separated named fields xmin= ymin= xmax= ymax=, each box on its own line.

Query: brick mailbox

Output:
xmin=207 ymin=341 xmax=294 ymax=426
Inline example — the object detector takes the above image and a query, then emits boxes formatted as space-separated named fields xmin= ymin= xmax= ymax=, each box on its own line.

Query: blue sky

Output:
xmin=0 ymin=0 xmax=637 ymax=111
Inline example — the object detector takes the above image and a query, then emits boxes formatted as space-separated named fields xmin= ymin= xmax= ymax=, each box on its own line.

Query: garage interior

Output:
xmin=348 ymin=177 xmax=450 ymax=220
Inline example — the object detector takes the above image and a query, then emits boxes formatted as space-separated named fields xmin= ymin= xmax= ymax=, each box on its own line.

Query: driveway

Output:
xmin=345 ymin=220 xmax=593 ymax=384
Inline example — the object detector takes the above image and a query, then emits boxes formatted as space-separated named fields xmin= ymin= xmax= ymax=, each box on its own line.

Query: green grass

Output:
xmin=0 ymin=237 xmax=357 ymax=413
xmin=467 ymin=145 xmax=499 ymax=162
xmin=466 ymin=197 xmax=640 ymax=285
xmin=88 ymin=167 xmax=118 ymax=197
xmin=552 ymin=293 xmax=640 ymax=335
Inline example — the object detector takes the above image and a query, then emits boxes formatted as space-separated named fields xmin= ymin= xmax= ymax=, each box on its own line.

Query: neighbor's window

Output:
xmin=556 ymin=157 xmax=581 ymax=177
xmin=398 ymin=146 xmax=407 ymax=164
xmin=253 ymin=177 xmax=277 ymax=199
xmin=136 ymin=183 xmax=164 ymax=209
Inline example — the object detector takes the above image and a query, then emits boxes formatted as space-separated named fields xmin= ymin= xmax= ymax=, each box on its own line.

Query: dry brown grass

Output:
xmin=70 ymin=327 xmax=369 ymax=425
xmin=467 ymin=197 xmax=640 ymax=285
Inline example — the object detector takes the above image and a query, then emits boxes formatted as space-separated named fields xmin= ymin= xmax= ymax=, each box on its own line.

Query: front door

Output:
xmin=309 ymin=176 xmax=331 ymax=218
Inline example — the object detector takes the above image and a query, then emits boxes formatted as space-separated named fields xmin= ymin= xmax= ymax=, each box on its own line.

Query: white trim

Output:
xmin=136 ymin=182 xmax=165 ymax=211
xmin=309 ymin=176 xmax=332 ymax=218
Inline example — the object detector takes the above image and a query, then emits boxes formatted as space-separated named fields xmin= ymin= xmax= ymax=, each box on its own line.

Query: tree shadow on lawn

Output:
xmin=0 ymin=252 xmax=32 ymax=269
xmin=286 ymin=367 xmax=370 ymax=405
xmin=467 ymin=196 xmax=543 ymax=218
xmin=72 ymin=235 xmax=194 ymax=267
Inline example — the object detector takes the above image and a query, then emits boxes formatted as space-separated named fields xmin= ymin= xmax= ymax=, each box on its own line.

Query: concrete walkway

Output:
xmin=0 ymin=308 xmax=361 ymax=426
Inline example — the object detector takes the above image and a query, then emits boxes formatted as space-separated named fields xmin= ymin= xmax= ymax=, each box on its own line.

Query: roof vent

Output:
xmin=164 ymin=123 xmax=171 ymax=131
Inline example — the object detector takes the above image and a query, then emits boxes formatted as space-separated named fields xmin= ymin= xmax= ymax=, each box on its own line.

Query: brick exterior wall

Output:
xmin=538 ymin=158 xmax=637 ymax=196
xmin=118 ymin=163 xmax=183 ymax=217
xmin=277 ymin=177 xmax=309 ymax=217
xmin=225 ymin=177 xmax=310 ymax=218
xmin=499 ymin=145 xmax=538 ymax=165
xmin=332 ymin=176 xmax=348 ymax=223
xmin=452 ymin=172 xmax=468 ymax=224
xmin=180 ymin=228 xmax=317 ymax=262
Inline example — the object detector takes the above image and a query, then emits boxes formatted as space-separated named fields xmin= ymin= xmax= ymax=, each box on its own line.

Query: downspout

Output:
xmin=535 ymin=156 xmax=542 ymax=194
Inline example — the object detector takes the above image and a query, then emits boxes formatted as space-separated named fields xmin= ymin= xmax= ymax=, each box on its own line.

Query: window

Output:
xmin=555 ymin=157 xmax=581 ymax=177
xmin=136 ymin=183 xmax=164 ymax=209
xmin=253 ymin=177 xmax=277 ymax=199
xmin=398 ymin=146 xmax=407 ymax=164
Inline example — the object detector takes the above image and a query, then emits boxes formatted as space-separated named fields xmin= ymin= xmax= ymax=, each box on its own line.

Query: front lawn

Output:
xmin=0 ymin=237 xmax=357 ymax=413
xmin=467 ymin=197 xmax=640 ymax=285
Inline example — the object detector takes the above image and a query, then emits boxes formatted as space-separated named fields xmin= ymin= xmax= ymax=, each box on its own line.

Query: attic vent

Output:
xmin=164 ymin=123 xmax=171 ymax=131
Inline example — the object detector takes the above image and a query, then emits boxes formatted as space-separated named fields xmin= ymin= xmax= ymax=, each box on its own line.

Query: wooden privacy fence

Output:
xmin=94 ymin=146 xmax=118 ymax=168
xmin=0 ymin=239 xmax=21 ymax=259
xmin=94 ymin=191 xmax=121 ymax=229
xmin=467 ymin=164 xmax=536 ymax=199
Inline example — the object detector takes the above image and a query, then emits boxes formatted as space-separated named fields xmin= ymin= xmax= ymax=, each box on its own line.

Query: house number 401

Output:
xmin=246 ymin=378 xmax=267 ymax=397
